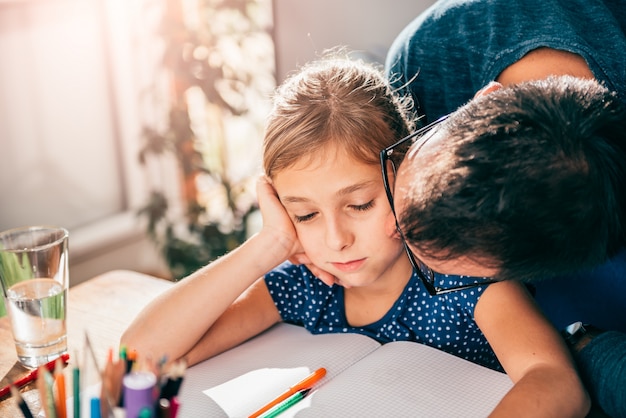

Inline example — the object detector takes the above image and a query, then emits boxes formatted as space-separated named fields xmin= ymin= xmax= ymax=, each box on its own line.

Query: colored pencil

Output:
xmin=54 ymin=358 xmax=67 ymax=418
xmin=10 ymin=384 xmax=35 ymax=418
xmin=248 ymin=367 xmax=326 ymax=418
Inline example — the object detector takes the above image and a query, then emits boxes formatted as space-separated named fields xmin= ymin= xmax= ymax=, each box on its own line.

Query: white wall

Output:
xmin=0 ymin=0 xmax=435 ymax=286
xmin=273 ymin=0 xmax=435 ymax=83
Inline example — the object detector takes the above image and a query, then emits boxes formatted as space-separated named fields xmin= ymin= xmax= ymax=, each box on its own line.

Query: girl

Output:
xmin=121 ymin=56 xmax=589 ymax=416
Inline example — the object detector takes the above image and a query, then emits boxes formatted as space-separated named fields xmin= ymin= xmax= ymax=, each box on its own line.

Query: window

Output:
xmin=0 ymin=0 xmax=162 ymax=277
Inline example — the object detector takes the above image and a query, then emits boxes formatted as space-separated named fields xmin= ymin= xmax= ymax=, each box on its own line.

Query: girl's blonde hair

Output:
xmin=263 ymin=54 xmax=416 ymax=178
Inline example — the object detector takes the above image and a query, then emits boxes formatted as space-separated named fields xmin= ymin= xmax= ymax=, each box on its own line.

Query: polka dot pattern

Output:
xmin=265 ymin=262 xmax=503 ymax=371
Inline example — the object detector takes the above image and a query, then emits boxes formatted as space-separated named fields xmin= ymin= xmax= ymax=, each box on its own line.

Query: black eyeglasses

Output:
xmin=380 ymin=115 xmax=498 ymax=295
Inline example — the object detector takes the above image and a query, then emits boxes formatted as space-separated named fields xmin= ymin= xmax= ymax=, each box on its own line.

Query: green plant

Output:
xmin=137 ymin=0 xmax=274 ymax=279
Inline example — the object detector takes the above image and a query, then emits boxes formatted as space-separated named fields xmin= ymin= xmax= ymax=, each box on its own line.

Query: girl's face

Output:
xmin=272 ymin=144 xmax=409 ymax=289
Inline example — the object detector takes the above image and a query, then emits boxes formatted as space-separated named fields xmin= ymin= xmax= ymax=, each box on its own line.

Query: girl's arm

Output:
xmin=475 ymin=280 xmax=590 ymax=418
xmin=181 ymin=277 xmax=282 ymax=366
xmin=120 ymin=177 xmax=298 ymax=363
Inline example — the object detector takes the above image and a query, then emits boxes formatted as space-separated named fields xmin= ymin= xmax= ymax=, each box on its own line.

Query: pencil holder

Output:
xmin=123 ymin=371 xmax=157 ymax=418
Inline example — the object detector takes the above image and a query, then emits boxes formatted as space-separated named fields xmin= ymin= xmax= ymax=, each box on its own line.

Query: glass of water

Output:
xmin=0 ymin=226 xmax=69 ymax=369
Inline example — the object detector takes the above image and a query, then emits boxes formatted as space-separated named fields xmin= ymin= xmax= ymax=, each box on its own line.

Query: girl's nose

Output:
xmin=325 ymin=217 xmax=354 ymax=251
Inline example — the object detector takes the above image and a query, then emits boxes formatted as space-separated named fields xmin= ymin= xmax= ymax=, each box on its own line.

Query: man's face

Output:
xmin=393 ymin=131 xmax=499 ymax=279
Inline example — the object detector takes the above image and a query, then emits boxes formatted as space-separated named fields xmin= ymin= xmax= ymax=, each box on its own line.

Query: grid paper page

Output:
xmin=297 ymin=340 xmax=513 ymax=418
xmin=176 ymin=323 xmax=380 ymax=417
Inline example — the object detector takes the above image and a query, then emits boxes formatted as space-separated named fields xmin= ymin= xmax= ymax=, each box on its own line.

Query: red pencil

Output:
xmin=0 ymin=353 xmax=70 ymax=399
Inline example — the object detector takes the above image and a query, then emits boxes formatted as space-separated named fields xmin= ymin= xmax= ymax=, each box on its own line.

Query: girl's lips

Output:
xmin=331 ymin=258 xmax=366 ymax=272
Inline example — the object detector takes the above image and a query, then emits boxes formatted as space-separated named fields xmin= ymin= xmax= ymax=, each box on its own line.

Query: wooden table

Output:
xmin=0 ymin=270 xmax=173 ymax=417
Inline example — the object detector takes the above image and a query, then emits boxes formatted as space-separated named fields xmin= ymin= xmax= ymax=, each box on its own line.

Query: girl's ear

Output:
xmin=473 ymin=81 xmax=503 ymax=98
xmin=385 ymin=211 xmax=401 ymax=239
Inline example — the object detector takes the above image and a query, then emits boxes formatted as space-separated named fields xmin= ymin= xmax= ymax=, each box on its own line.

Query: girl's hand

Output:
xmin=256 ymin=176 xmax=301 ymax=258
xmin=257 ymin=176 xmax=337 ymax=286
xmin=289 ymin=251 xmax=337 ymax=287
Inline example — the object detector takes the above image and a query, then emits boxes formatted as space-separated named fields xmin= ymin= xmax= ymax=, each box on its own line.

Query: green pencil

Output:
xmin=258 ymin=389 xmax=310 ymax=418
xmin=73 ymin=364 xmax=80 ymax=418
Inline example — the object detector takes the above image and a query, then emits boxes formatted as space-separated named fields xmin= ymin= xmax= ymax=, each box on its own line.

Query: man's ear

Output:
xmin=473 ymin=81 xmax=503 ymax=98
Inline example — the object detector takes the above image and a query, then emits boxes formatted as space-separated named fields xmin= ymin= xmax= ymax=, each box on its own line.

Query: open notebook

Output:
xmin=176 ymin=323 xmax=513 ymax=417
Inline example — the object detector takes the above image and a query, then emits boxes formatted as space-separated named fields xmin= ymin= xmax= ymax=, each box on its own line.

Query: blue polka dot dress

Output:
xmin=265 ymin=262 xmax=503 ymax=371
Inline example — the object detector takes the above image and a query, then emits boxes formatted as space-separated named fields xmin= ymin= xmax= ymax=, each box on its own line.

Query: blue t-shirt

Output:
xmin=265 ymin=262 xmax=502 ymax=371
xmin=385 ymin=0 xmax=626 ymax=123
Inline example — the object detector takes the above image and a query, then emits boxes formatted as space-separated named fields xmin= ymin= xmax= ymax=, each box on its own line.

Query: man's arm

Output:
xmin=496 ymin=47 xmax=594 ymax=86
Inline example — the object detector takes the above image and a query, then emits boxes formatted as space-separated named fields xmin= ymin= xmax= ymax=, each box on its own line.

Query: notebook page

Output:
xmin=177 ymin=323 xmax=381 ymax=417
xmin=297 ymin=340 xmax=513 ymax=418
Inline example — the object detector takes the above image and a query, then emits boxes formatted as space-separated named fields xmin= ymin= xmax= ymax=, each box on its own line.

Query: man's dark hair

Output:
xmin=400 ymin=76 xmax=626 ymax=281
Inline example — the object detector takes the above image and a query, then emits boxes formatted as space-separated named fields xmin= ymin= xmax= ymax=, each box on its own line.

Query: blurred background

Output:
xmin=0 ymin=0 xmax=434 ymax=286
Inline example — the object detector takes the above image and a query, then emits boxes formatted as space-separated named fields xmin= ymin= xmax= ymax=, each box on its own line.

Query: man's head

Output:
xmin=394 ymin=76 xmax=626 ymax=281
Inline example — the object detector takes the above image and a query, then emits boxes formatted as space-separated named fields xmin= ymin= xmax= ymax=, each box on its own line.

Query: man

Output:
xmin=385 ymin=0 xmax=626 ymax=415
xmin=390 ymin=76 xmax=626 ymax=297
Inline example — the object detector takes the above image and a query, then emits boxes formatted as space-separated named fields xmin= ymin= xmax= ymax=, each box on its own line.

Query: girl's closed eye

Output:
xmin=294 ymin=200 xmax=375 ymax=222
xmin=294 ymin=212 xmax=317 ymax=223
xmin=293 ymin=200 xmax=373 ymax=223
xmin=351 ymin=200 xmax=375 ymax=212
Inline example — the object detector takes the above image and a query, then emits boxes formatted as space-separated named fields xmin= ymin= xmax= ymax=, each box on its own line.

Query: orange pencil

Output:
xmin=54 ymin=358 xmax=67 ymax=418
xmin=248 ymin=367 xmax=326 ymax=418
xmin=101 ymin=347 xmax=124 ymax=417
